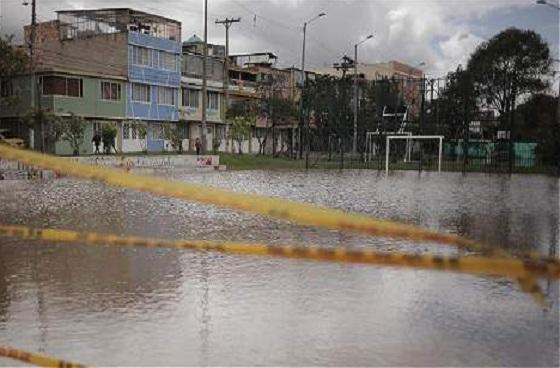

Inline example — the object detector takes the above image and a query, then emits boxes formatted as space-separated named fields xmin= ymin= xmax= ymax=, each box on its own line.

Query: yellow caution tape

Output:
xmin=0 ymin=346 xmax=85 ymax=367
xmin=0 ymin=144 xmax=499 ymax=254
xmin=1 ymin=224 xmax=558 ymax=281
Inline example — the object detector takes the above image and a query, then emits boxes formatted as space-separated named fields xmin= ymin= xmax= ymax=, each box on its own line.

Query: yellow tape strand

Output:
xmin=0 ymin=145 xmax=497 ymax=254
xmin=1 ymin=224 xmax=558 ymax=281
xmin=0 ymin=346 xmax=85 ymax=367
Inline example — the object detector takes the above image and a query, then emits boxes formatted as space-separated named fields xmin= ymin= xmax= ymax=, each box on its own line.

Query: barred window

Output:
xmin=42 ymin=76 xmax=83 ymax=97
xmin=158 ymin=87 xmax=176 ymax=106
xmin=207 ymin=91 xmax=219 ymax=110
xmin=123 ymin=123 xmax=130 ymax=139
xmin=182 ymin=88 xmax=199 ymax=108
xmin=132 ymin=46 xmax=152 ymax=67
xmin=159 ymin=51 xmax=177 ymax=71
xmin=131 ymin=83 xmax=150 ymax=102
xmin=101 ymin=81 xmax=121 ymax=101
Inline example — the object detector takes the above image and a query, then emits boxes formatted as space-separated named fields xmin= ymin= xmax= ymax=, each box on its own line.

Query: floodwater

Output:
xmin=0 ymin=170 xmax=558 ymax=366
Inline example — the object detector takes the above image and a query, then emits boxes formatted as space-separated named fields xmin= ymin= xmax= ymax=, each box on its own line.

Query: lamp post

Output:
xmin=536 ymin=1 xmax=560 ymax=122
xmin=299 ymin=12 xmax=325 ymax=164
xmin=352 ymin=34 xmax=374 ymax=155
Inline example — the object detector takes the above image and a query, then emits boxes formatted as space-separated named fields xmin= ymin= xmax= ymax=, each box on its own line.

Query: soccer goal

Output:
xmin=385 ymin=135 xmax=444 ymax=173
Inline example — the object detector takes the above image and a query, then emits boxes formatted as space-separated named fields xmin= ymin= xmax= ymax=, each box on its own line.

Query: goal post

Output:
xmin=385 ymin=135 xmax=444 ymax=173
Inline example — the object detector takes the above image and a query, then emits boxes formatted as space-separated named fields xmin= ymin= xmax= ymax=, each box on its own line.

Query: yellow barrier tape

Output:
xmin=1 ymin=224 xmax=558 ymax=281
xmin=0 ymin=346 xmax=85 ymax=367
xmin=0 ymin=144 xmax=498 ymax=254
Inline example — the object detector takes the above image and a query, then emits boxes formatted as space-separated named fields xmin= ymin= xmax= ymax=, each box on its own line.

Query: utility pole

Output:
xmin=24 ymin=0 xmax=40 ymax=151
xmin=352 ymin=34 xmax=373 ymax=156
xmin=299 ymin=12 xmax=325 ymax=166
xmin=215 ymin=17 xmax=240 ymax=153
xmin=299 ymin=22 xmax=307 ymax=162
xmin=201 ymin=0 xmax=208 ymax=153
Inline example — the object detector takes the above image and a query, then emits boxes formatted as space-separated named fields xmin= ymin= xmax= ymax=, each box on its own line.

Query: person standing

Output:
xmin=92 ymin=133 xmax=101 ymax=155
xmin=195 ymin=137 xmax=201 ymax=156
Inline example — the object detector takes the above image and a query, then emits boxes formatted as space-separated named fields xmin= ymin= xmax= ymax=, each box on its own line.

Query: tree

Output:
xmin=256 ymin=71 xmax=297 ymax=156
xmin=227 ymin=100 xmax=256 ymax=154
xmin=60 ymin=113 xmax=87 ymax=156
xmin=0 ymin=35 xmax=30 ymax=109
xmin=468 ymin=28 xmax=551 ymax=128
xmin=467 ymin=28 xmax=551 ymax=171
xmin=101 ymin=125 xmax=118 ymax=154
xmin=514 ymin=93 xmax=559 ymax=166
xmin=163 ymin=123 xmax=183 ymax=153
xmin=25 ymin=110 xmax=64 ymax=152
xmin=230 ymin=116 xmax=252 ymax=154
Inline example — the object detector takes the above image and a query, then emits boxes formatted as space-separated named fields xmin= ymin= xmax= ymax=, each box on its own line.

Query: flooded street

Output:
xmin=0 ymin=170 xmax=558 ymax=366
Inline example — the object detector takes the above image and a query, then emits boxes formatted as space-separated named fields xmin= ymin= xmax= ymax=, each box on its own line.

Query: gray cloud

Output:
xmin=1 ymin=0 xmax=558 ymax=78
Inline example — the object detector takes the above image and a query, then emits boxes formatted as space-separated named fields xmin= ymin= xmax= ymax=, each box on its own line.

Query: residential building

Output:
xmin=180 ymin=35 xmax=226 ymax=152
xmin=0 ymin=8 xmax=182 ymax=154
xmin=312 ymin=60 xmax=425 ymax=119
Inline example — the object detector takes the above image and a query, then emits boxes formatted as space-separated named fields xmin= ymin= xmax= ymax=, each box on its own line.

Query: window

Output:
xmin=131 ymin=125 xmax=137 ymax=139
xmin=101 ymin=81 xmax=121 ymax=101
xmin=123 ymin=123 xmax=130 ymax=139
xmin=151 ymin=124 xmax=164 ymax=140
xmin=42 ymin=76 xmax=83 ymax=97
xmin=207 ymin=91 xmax=219 ymax=110
xmin=157 ymin=87 xmax=176 ymax=106
xmin=159 ymin=51 xmax=177 ymax=71
xmin=0 ymin=79 xmax=14 ymax=97
xmin=93 ymin=122 xmax=103 ymax=134
xmin=216 ymin=125 xmax=226 ymax=140
xmin=182 ymin=88 xmax=199 ymax=108
xmin=132 ymin=46 xmax=152 ymax=67
xmin=131 ymin=83 xmax=150 ymax=102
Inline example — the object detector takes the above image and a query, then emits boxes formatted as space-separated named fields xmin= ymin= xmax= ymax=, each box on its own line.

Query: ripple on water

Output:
xmin=0 ymin=170 xmax=558 ymax=366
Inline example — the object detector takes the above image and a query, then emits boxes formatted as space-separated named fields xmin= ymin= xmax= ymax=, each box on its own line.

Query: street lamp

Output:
xmin=536 ymin=1 xmax=560 ymax=120
xmin=536 ymin=0 xmax=560 ymax=10
xmin=300 ymin=12 xmax=326 ymax=163
xmin=352 ymin=34 xmax=374 ymax=155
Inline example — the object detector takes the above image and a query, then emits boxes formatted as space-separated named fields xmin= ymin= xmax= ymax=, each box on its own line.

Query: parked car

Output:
xmin=0 ymin=129 xmax=25 ymax=149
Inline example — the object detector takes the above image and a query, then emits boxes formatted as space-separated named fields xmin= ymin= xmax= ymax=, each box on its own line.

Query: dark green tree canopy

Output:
xmin=0 ymin=35 xmax=29 ymax=78
xmin=467 ymin=28 xmax=551 ymax=115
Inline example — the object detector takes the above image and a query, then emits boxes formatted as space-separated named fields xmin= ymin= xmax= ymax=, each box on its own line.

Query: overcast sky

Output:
xmin=1 ymin=0 xmax=558 ymax=80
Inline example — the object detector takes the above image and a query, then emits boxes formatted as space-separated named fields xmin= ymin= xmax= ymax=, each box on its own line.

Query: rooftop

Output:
xmin=56 ymin=8 xmax=181 ymax=41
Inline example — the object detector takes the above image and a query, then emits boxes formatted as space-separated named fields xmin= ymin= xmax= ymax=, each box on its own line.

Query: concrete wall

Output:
xmin=34 ymin=31 xmax=128 ymax=78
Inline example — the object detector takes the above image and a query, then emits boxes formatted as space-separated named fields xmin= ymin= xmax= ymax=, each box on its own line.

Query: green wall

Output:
xmin=0 ymin=74 xmax=126 ymax=119
xmin=43 ymin=76 xmax=126 ymax=119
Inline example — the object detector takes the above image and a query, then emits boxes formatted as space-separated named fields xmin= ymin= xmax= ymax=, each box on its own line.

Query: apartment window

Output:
xmin=42 ymin=76 xmax=83 ymax=97
xmin=159 ymin=51 xmax=177 ymax=71
xmin=131 ymin=83 xmax=150 ymax=103
xmin=101 ymin=81 xmax=121 ymax=101
xmin=0 ymin=79 xmax=14 ymax=97
xmin=182 ymin=88 xmax=199 ymax=108
xmin=131 ymin=125 xmax=137 ymax=139
xmin=157 ymin=87 xmax=176 ymax=106
xmin=207 ymin=91 xmax=219 ymax=110
xmin=123 ymin=123 xmax=130 ymax=139
xmin=132 ymin=46 xmax=152 ymax=67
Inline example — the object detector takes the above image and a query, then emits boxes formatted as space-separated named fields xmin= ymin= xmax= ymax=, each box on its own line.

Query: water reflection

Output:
xmin=0 ymin=170 xmax=558 ymax=366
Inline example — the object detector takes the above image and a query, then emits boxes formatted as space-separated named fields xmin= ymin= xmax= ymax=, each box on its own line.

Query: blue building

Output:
xmin=51 ymin=8 xmax=183 ymax=153
xmin=127 ymin=29 xmax=182 ymax=152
